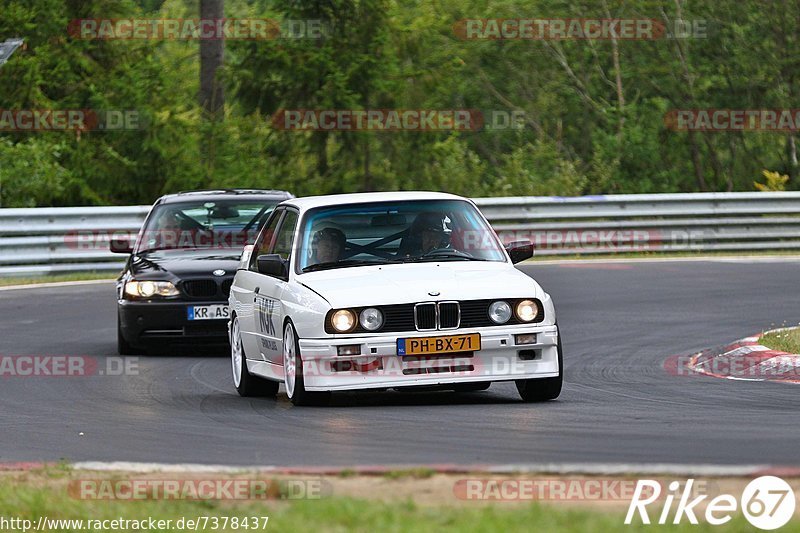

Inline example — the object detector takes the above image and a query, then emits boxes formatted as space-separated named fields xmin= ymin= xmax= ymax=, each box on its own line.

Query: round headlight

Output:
xmin=488 ymin=300 xmax=512 ymax=324
xmin=138 ymin=281 xmax=157 ymax=297
xmin=515 ymin=299 xmax=539 ymax=322
xmin=359 ymin=308 xmax=384 ymax=331
xmin=331 ymin=309 xmax=356 ymax=332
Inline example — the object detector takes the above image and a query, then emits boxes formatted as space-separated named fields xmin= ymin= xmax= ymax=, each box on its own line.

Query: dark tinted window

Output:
xmin=273 ymin=211 xmax=298 ymax=260
xmin=138 ymin=200 xmax=277 ymax=253
xmin=249 ymin=209 xmax=283 ymax=271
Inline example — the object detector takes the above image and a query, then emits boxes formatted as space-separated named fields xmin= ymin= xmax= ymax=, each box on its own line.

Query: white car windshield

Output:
xmin=297 ymin=199 xmax=506 ymax=272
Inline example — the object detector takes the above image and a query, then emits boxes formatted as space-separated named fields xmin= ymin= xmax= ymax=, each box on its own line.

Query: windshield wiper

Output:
xmin=302 ymin=259 xmax=398 ymax=272
xmin=403 ymin=250 xmax=489 ymax=262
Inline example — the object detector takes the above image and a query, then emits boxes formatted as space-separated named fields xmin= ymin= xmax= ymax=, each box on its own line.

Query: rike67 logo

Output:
xmin=625 ymin=476 xmax=796 ymax=530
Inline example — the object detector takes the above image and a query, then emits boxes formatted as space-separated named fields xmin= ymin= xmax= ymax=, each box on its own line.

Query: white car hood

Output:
xmin=298 ymin=261 xmax=544 ymax=308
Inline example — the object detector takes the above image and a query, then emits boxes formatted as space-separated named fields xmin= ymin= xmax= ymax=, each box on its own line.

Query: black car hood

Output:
xmin=130 ymin=249 xmax=241 ymax=279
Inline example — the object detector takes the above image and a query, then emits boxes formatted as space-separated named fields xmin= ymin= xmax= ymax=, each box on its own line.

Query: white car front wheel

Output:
xmin=515 ymin=328 xmax=563 ymax=402
xmin=231 ymin=315 xmax=278 ymax=398
xmin=283 ymin=321 xmax=330 ymax=407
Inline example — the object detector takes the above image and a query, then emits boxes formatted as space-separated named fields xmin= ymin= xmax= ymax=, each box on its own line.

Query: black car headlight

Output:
xmin=124 ymin=280 xmax=179 ymax=298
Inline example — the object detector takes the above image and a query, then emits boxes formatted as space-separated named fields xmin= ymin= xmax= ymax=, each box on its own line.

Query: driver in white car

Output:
xmin=310 ymin=227 xmax=347 ymax=265
xmin=399 ymin=212 xmax=453 ymax=257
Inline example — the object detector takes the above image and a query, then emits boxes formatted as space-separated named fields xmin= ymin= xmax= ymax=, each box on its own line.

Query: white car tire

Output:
xmin=515 ymin=329 xmax=563 ymax=402
xmin=231 ymin=315 xmax=279 ymax=398
xmin=283 ymin=321 xmax=330 ymax=407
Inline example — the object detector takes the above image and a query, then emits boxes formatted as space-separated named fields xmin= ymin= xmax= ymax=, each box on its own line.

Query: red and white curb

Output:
xmin=4 ymin=461 xmax=800 ymax=478
xmin=684 ymin=330 xmax=800 ymax=383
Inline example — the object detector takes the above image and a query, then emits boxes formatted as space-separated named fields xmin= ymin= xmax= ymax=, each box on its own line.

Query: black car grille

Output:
xmin=414 ymin=303 xmax=437 ymax=330
xmin=324 ymin=298 xmax=543 ymax=334
xmin=221 ymin=279 xmax=233 ymax=297
xmin=459 ymin=300 xmax=496 ymax=328
xmin=382 ymin=304 xmax=416 ymax=332
xmin=438 ymin=302 xmax=460 ymax=329
xmin=181 ymin=278 xmax=232 ymax=299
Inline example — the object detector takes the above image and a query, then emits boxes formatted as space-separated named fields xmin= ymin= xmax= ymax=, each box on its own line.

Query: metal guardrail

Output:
xmin=0 ymin=206 xmax=150 ymax=276
xmin=476 ymin=192 xmax=800 ymax=255
xmin=2 ymin=192 xmax=800 ymax=276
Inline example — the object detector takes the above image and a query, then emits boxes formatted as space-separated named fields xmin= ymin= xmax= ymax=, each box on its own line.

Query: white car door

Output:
xmin=232 ymin=208 xmax=284 ymax=361
xmin=253 ymin=209 xmax=298 ymax=366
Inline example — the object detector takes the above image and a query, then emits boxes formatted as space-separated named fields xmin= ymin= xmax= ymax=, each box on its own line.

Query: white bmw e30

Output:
xmin=228 ymin=191 xmax=562 ymax=406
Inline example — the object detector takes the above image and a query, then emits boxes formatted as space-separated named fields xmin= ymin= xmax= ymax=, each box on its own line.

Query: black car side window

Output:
xmin=272 ymin=211 xmax=298 ymax=260
xmin=249 ymin=209 xmax=283 ymax=271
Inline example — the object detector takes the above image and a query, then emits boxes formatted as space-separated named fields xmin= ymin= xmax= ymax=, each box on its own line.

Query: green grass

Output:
xmin=0 ymin=272 xmax=115 ymax=287
xmin=0 ymin=477 xmax=792 ymax=532
xmin=760 ymin=327 xmax=800 ymax=354
xmin=381 ymin=467 xmax=437 ymax=480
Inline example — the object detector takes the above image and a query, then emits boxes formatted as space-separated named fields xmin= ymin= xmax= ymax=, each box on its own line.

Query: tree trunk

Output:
xmin=199 ymin=0 xmax=224 ymax=184
xmin=603 ymin=0 xmax=625 ymax=138
xmin=787 ymin=134 xmax=798 ymax=182
xmin=687 ymin=131 xmax=707 ymax=191
xmin=199 ymin=0 xmax=224 ymax=116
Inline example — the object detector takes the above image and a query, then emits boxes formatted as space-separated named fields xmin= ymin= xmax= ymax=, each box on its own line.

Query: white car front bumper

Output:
xmin=297 ymin=324 xmax=560 ymax=391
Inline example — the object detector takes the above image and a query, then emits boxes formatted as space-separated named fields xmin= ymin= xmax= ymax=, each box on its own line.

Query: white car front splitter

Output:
xmin=293 ymin=324 xmax=560 ymax=391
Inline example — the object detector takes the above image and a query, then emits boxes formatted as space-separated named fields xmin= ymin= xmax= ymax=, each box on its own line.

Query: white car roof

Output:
xmin=281 ymin=191 xmax=468 ymax=211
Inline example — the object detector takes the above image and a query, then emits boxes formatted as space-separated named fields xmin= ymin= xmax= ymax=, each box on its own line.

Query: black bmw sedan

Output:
xmin=110 ymin=189 xmax=293 ymax=354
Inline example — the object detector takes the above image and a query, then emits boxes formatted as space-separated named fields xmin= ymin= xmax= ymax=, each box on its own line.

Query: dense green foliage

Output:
xmin=0 ymin=0 xmax=797 ymax=206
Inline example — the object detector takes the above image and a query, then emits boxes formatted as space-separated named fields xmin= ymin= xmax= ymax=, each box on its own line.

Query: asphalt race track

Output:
xmin=1 ymin=259 xmax=799 ymax=467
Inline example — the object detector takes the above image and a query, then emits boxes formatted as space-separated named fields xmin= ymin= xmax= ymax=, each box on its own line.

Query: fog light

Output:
xmin=337 ymin=344 xmax=361 ymax=356
xmin=515 ymin=333 xmax=537 ymax=345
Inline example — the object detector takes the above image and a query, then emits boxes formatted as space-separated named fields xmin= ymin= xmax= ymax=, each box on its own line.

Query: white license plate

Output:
xmin=187 ymin=305 xmax=229 ymax=320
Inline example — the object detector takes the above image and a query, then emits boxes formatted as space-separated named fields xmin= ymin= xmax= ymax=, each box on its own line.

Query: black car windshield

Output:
xmin=137 ymin=200 xmax=276 ymax=253
xmin=297 ymin=199 xmax=506 ymax=272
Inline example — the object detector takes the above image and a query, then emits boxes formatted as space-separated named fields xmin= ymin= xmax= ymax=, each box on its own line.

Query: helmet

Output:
xmin=410 ymin=212 xmax=452 ymax=251
xmin=413 ymin=212 xmax=452 ymax=235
